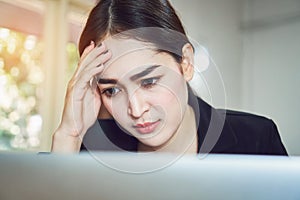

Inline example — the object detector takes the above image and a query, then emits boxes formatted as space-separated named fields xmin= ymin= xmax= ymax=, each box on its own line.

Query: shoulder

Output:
xmin=195 ymin=97 xmax=287 ymax=155
xmin=216 ymin=109 xmax=288 ymax=155
xmin=221 ymin=109 xmax=274 ymax=133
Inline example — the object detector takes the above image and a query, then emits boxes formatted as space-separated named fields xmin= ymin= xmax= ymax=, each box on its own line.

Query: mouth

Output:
xmin=133 ymin=120 xmax=161 ymax=134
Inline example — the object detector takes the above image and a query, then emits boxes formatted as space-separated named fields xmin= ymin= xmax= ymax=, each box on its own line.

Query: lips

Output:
xmin=134 ymin=120 xmax=160 ymax=134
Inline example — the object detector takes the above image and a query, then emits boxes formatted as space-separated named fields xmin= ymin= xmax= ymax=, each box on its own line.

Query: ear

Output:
xmin=181 ymin=43 xmax=194 ymax=81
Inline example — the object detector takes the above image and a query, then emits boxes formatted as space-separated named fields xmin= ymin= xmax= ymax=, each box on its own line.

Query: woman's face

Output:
xmin=97 ymin=38 xmax=189 ymax=148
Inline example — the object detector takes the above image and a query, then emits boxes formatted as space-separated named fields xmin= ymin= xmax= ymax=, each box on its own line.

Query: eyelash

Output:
xmin=101 ymin=76 xmax=162 ymax=98
xmin=141 ymin=77 xmax=161 ymax=89
xmin=101 ymin=87 xmax=121 ymax=98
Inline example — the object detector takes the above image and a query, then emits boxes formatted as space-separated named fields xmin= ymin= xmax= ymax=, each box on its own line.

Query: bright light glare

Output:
xmin=7 ymin=37 xmax=17 ymax=54
xmin=194 ymin=46 xmax=210 ymax=73
xmin=24 ymin=35 xmax=37 ymax=50
xmin=0 ymin=28 xmax=10 ymax=39
xmin=26 ymin=115 xmax=42 ymax=137
xmin=0 ymin=58 xmax=4 ymax=69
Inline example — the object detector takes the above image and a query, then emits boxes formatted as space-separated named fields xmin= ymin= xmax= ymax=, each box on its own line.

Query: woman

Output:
xmin=51 ymin=0 xmax=287 ymax=155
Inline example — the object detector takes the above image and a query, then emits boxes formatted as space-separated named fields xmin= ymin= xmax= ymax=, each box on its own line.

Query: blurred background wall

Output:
xmin=240 ymin=0 xmax=300 ymax=156
xmin=172 ymin=0 xmax=300 ymax=155
xmin=0 ymin=0 xmax=299 ymax=155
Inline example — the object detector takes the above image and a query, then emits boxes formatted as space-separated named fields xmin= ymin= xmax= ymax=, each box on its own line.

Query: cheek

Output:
xmin=150 ymin=80 xmax=187 ymax=125
xmin=150 ymin=89 xmax=176 ymax=106
xmin=154 ymin=76 xmax=187 ymax=105
xmin=148 ymin=85 xmax=186 ymax=117
xmin=102 ymin=96 xmax=128 ymax=121
xmin=101 ymin=98 xmax=114 ymax=116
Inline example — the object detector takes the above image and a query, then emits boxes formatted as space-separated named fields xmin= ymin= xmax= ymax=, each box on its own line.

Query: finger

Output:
xmin=80 ymin=42 xmax=106 ymax=67
xmin=82 ymin=88 xmax=101 ymax=134
xmin=73 ymin=41 xmax=96 ymax=78
xmin=91 ymin=77 xmax=101 ymax=102
xmin=68 ymin=63 xmax=104 ymax=97
xmin=81 ymin=41 xmax=95 ymax=61
xmin=75 ymin=65 xmax=105 ymax=91
xmin=75 ymin=43 xmax=107 ymax=78
xmin=83 ymin=49 xmax=112 ymax=72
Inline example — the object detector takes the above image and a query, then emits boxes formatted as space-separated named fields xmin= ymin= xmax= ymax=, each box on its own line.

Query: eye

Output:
xmin=141 ymin=77 xmax=160 ymax=89
xmin=101 ymin=87 xmax=121 ymax=97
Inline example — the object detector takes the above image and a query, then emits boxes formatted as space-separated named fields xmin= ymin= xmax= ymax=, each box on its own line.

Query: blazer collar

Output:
xmin=195 ymin=98 xmax=238 ymax=153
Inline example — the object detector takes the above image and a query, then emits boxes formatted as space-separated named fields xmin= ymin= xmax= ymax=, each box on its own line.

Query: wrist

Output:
xmin=51 ymin=128 xmax=83 ymax=153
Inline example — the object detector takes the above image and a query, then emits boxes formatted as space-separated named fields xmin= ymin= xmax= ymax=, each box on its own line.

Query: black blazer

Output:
xmin=81 ymin=98 xmax=287 ymax=155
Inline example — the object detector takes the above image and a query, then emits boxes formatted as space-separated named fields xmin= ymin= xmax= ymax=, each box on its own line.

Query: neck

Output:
xmin=138 ymin=105 xmax=198 ymax=155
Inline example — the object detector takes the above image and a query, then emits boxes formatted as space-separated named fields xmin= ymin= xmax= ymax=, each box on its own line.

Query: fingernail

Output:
xmin=90 ymin=41 xmax=95 ymax=46
xmin=97 ymin=42 xmax=103 ymax=47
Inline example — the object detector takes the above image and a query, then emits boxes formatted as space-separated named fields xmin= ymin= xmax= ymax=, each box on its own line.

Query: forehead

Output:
xmin=102 ymin=37 xmax=178 ymax=77
xmin=104 ymin=36 xmax=155 ymax=64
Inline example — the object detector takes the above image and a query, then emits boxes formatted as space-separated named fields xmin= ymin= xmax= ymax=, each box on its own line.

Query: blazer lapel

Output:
xmin=196 ymin=98 xmax=238 ymax=154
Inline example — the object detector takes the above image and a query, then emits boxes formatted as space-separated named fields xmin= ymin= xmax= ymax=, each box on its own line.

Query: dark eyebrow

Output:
xmin=97 ymin=65 xmax=161 ymax=85
xmin=129 ymin=65 xmax=161 ymax=81
xmin=97 ymin=78 xmax=117 ymax=85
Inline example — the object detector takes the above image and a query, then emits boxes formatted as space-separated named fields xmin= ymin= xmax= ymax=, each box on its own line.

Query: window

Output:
xmin=0 ymin=28 xmax=43 ymax=151
xmin=0 ymin=27 xmax=79 ymax=151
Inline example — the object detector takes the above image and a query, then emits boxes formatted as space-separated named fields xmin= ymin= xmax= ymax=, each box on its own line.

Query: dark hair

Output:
xmin=79 ymin=0 xmax=192 ymax=63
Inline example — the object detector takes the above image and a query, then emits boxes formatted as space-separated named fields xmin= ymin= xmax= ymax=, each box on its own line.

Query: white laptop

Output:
xmin=0 ymin=152 xmax=299 ymax=200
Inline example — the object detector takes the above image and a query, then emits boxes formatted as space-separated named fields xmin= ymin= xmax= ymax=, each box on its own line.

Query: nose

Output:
xmin=127 ymin=89 xmax=149 ymax=119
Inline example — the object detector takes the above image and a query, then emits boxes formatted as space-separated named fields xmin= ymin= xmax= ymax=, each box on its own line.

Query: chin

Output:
xmin=139 ymin=134 xmax=171 ymax=149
